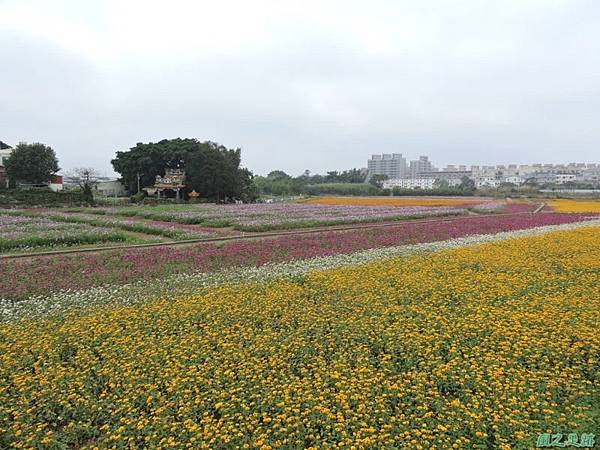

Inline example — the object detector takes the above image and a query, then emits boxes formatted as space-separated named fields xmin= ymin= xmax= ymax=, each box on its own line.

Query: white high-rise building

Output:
xmin=409 ymin=156 xmax=436 ymax=177
xmin=367 ymin=153 xmax=408 ymax=179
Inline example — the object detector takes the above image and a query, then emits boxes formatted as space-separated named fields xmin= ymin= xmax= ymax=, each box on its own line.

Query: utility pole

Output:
xmin=137 ymin=172 xmax=140 ymax=194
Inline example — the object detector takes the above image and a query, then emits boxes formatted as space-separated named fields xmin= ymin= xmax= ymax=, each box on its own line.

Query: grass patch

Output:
xmin=0 ymin=231 xmax=128 ymax=252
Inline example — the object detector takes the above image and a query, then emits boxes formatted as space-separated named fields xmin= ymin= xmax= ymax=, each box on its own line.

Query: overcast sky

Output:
xmin=1 ymin=0 xmax=599 ymax=176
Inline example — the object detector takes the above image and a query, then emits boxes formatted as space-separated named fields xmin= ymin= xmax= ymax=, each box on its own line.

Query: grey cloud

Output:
xmin=2 ymin=1 xmax=600 ymax=176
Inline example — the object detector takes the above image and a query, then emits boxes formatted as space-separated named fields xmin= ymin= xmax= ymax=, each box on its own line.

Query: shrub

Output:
xmin=302 ymin=183 xmax=382 ymax=196
xmin=0 ymin=189 xmax=87 ymax=207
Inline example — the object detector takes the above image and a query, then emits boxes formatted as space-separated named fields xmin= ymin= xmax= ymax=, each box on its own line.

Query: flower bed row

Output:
xmin=300 ymin=196 xmax=494 ymax=207
xmin=68 ymin=203 xmax=468 ymax=231
xmin=0 ymin=214 xmax=129 ymax=252
xmin=550 ymin=199 xmax=600 ymax=213
xmin=33 ymin=211 xmax=220 ymax=240
xmin=1 ymin=225 xmax=599 ymax=448
xmin=2 ymin=218 xmax=598 ymax=323
xmin=0 ymin=212 xmax=592 ymax=300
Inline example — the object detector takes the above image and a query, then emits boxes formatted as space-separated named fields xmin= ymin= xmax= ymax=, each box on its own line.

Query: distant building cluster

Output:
xmin=63 ymin=176 xmax=128 ymax=197
xmin=366 ymin=153 xmax=600 ymax=190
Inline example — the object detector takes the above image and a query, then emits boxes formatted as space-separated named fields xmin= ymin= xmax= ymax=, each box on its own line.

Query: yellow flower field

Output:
xmin=550 ymin=199 xmax=600 ymax=213
xmin=1 ymin=227 xmax=599 ymax=448
xmin=300 ymin=196 xmax=486 ymax=207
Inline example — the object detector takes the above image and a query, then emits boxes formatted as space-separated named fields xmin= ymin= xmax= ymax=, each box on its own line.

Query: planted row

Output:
xmin=0 ymin=212 xmax=592 ymax=299
xmin=30 ymin=211 xmax=219 ymax=240
xmin=0 ymin=214 xmax=129 ymax=252
xmin=66 ymin=203 xmax=468 ymax=231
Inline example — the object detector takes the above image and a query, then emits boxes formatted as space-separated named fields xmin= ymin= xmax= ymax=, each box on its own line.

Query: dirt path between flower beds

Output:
xmin=0 ymin=209 xmax=546 ymax=260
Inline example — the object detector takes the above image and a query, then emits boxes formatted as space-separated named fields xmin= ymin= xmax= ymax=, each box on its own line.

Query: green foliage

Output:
xmin=111 ymin=138 xmax=257 ymax=202
xmin=185 ymin=143 xmax=252 ymax=202
xmin=368 ymin=174 xmax=389 ymax=188
xmin=302 ymin=183 xmax=382 ymax=196
xmin=391 ymin=186 xmax=474 ymax=196
xmin=266 ymin=170 xmax=291 ymax=180
xmin=324 ymin=169 xmax=366 ymax=183
xmin=255 ymin=168 xmax=367 ymax=196
xmin=459 ymin=176 xmax=476 ymax=193
xmin=131 ymin=191 xmax=147 ymax=204
xmin=0 ymin=189 xmax=87 ymax=207
xmin=4 ymin=142 xmax=60 ymax=184
xmin=255 ymin=175 xmax=304 ymax=196
xmin=0 ymin=232 xmax=128 ymax=252
xmin=111 ymin=138 xmax=194 ymax=194
xmin=238 ymin=168 xmax=259 ymax=203
xmin=82 ymin=184 xmax=94 ymax=205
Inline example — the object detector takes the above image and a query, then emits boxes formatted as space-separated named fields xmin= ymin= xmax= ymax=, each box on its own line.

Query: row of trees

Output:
xmin=255 ymin=169 xmax=368 ymax=196
xmin=111 ymin=138 xmax=258 ymax=202
xmin=254 ymin=170 xmax=479 ymax=197
xmin=2 ymin=138 xmax=259 ymax=204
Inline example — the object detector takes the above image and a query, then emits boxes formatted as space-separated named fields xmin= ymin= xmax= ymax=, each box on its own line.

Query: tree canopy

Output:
xmin=254 ymin=168 xmax=367 ymax=196
xmin=4 ymin=142 xmax=60 ymax=184
xmin=368 ymin=174 xmax=389 ymax=188
xmin=111 ymin=138 xmax=257 ymax=202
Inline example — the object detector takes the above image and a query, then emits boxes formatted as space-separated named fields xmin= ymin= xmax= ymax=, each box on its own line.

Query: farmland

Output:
xmin=63 ymin=202 xmax=472 ymax=231
xmin=2 ymin=220 xmax=600 ymax=448
xmin=301 ymin=196 xmax=493 ymax=207
xmin=1 ymin=199 xmax=599 ymax=449
xmin=0 ymin=198 xmax=507 ymax=253
xmin=0 ymin=211 xmax=591 ymax=301
xmin=550 ymin=199 xmax=600 ymax=213
xmin=0 ymin=213 xmax=130 ymax=252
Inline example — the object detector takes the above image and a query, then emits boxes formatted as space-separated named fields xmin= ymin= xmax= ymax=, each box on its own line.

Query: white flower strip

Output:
xmin=2 ymin=219 xmax=599 ymax=322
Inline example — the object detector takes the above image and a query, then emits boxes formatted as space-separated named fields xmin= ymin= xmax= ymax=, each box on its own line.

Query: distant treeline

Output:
xmin=0 ymin=189 xmax=88 ymax=207
xmin=256 ymin=170 xmax=480 ymax=197
xmin=255 ymin=169 xmax=368 ymax=196
xmin=302 ymin=183 xmax=380 ymax=196
xmin=390 ymin=187 xmax=475 ymax=196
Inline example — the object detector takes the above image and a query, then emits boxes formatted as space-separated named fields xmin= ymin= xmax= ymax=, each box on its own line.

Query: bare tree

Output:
xmin=68 ymin=167 xmax=99 ymax=205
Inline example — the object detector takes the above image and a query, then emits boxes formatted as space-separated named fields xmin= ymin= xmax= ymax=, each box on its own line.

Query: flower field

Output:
xmin=35 ymin=211 xmax=221 ymax=240
xmin=1 ymin=223 xmax=599 ymax=448
xmin=300 ymin=196 xmax=494 ymax=208
xmin=68 ymin=202 xmax=467 ymax=231
xmin=0 ymin=212 xmax=590 ymax=300
xmin=0 ymin=213 xmax=129 ymax=252
xmin=550 ymin=199 xmax=600 ymax=213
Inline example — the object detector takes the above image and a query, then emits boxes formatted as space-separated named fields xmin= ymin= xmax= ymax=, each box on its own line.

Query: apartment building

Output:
xmin=383 ymin=178 xmax=437 ymax=190
xmin=369 ymin=153 xmax=599 ymax=189
xmin=367 ymin=153 xmax=408 ymax=179
xmin=409 ymin=156 xmax=436 ymax=178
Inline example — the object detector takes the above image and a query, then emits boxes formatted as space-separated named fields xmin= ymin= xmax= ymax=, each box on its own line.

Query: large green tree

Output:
xmin=111 ymin=138 xmax=196 ymax=194
xmin=4 ymin=142 xmax=60 ymax=184
xmin=111 ymin=138 xmax=257 ymax=202
xmin=185 ymin=142 xmax=258 ymax=202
